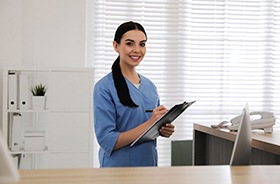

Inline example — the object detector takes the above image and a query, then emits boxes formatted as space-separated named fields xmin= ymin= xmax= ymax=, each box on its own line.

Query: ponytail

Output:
xmin=112 ymin=57 xmax=138 ymax=107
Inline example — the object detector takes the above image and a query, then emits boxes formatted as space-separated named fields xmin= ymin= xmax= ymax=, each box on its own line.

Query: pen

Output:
xmin=144 ymin=109 xmax=153 ymax=113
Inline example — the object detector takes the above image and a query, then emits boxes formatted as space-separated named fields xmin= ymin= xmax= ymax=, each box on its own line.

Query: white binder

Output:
xmin=10 ymin=114 xmax=22 ymax=151
xmin=19 ymin=75 xmax=29 ymax=110
xmin=8 ymin=74 xmax=18 ymax=110
xmin=19 ymin=154 xmax=32 ymax=169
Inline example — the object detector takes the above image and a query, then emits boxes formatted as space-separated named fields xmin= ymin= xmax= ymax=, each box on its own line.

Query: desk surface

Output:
xmin=16 ymin=166 xmax=280 ymax=184
xmin=194 ymin=123 xmax=280 ymax=155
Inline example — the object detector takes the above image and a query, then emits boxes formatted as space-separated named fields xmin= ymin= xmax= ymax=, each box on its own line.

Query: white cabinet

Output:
xmin=1 ymin=67 xmax=94 ymax=169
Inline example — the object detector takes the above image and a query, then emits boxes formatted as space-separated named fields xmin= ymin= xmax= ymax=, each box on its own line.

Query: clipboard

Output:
xmin=130 ymin=100 xmax=196 ymax=147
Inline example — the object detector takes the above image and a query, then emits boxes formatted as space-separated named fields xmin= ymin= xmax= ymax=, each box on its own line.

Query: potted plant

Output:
xmin=30 ymin=83 xmax=47 ymax=110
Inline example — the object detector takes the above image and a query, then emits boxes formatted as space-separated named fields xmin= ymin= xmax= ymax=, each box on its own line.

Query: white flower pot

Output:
xmin=32 ymin=96 xmax=46 ymax=110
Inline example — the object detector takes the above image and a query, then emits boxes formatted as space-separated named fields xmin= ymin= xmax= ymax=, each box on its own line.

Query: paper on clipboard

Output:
xmin=130 ymin=100 xmax=196 ymax=147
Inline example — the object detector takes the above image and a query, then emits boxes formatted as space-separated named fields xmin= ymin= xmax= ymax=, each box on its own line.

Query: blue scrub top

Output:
xmin=94 ymin=72 xmax=160 ymax=167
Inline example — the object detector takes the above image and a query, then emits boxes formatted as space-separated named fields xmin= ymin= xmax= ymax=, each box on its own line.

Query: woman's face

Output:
xmin=114 ymin=30 xmax=147 ymax=69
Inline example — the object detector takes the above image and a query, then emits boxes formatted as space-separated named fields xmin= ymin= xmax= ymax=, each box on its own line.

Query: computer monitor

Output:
xmin=0 ymin=131 xmax=20 ymax=183
xmin=229 ymin=103 xmax=252 ymax=166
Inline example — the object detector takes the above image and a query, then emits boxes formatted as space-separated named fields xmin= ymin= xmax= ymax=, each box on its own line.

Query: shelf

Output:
xmin=2 ymin=67 xmax=94 ymax=169
xmin=6 ymin=109 xmax=50 ymax=113
xmin=10 ymin=147 xmax=49 ymax=155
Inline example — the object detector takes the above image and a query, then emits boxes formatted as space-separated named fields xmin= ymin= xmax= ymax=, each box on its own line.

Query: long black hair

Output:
xmin=112 ymin=21 xmax=147 ymax=107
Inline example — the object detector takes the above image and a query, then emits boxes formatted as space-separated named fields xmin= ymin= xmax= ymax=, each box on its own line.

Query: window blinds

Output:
xmin=87 ymin=0 xmax=280 ymax=167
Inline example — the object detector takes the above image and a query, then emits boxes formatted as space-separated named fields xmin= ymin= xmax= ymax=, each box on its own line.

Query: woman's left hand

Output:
xmin=159 ymin=123 xmax=175 ymax=138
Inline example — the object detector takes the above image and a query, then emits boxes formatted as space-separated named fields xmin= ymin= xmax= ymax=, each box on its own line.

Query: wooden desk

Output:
xmin=193 ymin=123 xmax=280 ymax=165
xmin=16 ymin=166 xmax=280 ymax=184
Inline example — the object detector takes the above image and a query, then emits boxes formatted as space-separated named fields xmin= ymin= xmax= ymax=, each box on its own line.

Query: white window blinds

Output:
xmin=86 ymin=0 xmax=280 ymax=167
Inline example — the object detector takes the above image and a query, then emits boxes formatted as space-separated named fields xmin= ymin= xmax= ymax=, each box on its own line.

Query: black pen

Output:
xmin=144 ymin=109 xmax=153 ymax=113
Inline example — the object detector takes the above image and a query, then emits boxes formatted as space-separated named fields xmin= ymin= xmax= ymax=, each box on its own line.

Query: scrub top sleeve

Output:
xmin=94 ymin=85 xmax=120 ymax=157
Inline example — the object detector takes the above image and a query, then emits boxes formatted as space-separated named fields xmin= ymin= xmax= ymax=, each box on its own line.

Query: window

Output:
xmin=86 ymin=0 xmax=280 ymax=167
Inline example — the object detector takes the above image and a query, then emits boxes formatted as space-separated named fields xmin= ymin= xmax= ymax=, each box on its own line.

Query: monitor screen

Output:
xmin=229 ymin=103 xmax=252 ymax=166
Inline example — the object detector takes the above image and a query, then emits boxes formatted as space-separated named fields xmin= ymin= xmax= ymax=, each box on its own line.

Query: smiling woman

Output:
xmin=93 ymin=21 xmax=175 ymax=167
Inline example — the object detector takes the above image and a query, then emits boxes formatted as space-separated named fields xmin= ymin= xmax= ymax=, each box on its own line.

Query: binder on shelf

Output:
xmin=10 ymin=114 xmax=22 ymax=151
xmin=23 ymin=131 xmax=46 ymax=151
xmin=8 ymin=74 xmax=18 ymax=110
xmin=19 ymin=154 xmax=32 ymax=169
xmin=19 ymin=74 xmax=29 ymax=110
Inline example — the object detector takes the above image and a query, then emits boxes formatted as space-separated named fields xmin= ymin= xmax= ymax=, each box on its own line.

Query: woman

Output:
xmin=94 ymin=21 xmax=175 ymax=167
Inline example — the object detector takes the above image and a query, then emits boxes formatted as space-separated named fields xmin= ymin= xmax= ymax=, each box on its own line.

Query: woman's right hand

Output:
xmin=113 ymin=105 xmax=168 ymax=150
xmin=147 ymin=105 xmax=168 ymax=125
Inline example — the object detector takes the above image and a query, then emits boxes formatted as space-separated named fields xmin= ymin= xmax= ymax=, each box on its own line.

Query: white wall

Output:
xmin=0 ymin=0 xmax=87 ymax=120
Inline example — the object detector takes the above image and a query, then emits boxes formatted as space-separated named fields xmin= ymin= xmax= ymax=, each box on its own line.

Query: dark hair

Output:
xmin=112 ymin=21 xmax=147 ymax=107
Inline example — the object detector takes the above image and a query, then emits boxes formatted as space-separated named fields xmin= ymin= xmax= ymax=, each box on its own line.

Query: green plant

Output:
xmin=30 ymin=83 xmax=47 ymax=96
